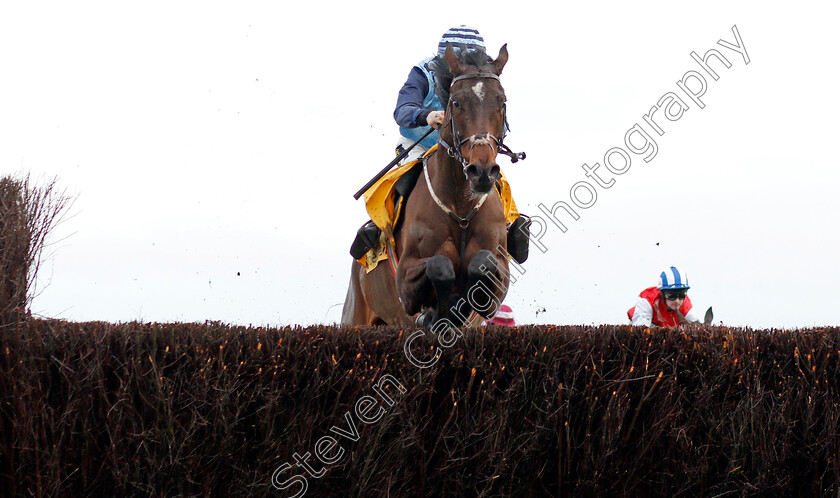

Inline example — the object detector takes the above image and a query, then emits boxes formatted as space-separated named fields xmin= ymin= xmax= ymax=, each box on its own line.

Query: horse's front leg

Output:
xmin=397 ymin=255 xmax=456 ymax=327
xmin=456 ymin=249 xmax=509 ymax=319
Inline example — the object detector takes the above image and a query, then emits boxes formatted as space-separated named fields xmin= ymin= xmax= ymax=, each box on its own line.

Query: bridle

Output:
xmin=437 ymin=72 xmax=526 ymax=170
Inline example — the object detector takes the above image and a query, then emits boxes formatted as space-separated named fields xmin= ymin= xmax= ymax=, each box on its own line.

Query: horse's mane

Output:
xmin=430 ymin=47 xmax=493 ymax=105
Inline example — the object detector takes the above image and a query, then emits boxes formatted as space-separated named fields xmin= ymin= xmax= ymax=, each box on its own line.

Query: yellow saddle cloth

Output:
xmin=358 ymin=144 xmax=520 ymax=272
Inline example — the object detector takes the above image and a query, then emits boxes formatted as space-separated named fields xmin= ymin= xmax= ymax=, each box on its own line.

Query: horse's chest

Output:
xmin=405 ymin=224 xmax=460 ymax=258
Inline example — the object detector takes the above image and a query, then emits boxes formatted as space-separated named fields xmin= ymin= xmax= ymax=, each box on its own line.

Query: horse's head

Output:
xmin=438 ymin=43 xmax=509 ymax=194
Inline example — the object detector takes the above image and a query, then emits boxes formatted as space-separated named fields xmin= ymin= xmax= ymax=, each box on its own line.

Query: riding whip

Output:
xmin=353 ymin=128 xmax=434 ymax=200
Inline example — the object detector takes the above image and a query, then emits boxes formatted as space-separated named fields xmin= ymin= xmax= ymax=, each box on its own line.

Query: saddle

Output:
xmin=349 ymin=150 xmax=428 ymax=272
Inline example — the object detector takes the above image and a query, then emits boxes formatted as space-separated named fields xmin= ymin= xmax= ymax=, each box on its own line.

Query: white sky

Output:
xmin=2 ymin=2 xmax=838 ymax=328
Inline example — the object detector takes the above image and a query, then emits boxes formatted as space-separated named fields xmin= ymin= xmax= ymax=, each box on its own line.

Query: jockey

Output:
xmin=350 ymin=25 xmax=530 ymax=265
xmin=627 ymin=266 xmax=703 ymax=327
xmin=394 ymin=25 xmax=486 ymax=163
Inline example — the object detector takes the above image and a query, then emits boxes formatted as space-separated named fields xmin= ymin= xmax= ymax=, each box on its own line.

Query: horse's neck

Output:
xmin=427 ymin=153 xmax=473 ymax=216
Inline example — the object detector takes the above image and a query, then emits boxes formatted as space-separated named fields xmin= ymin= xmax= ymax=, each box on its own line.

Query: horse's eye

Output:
xmin=451 ymin=99 xmax=461 ymax=109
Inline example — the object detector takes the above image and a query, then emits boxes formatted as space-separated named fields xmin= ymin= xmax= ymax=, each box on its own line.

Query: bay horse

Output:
xmin=342 ymin=43 xmax=516 ymax=329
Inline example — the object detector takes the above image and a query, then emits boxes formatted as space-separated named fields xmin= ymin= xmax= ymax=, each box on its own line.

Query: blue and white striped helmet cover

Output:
xmin=658 ymin=266 xmax=690 ymax=290
xmin=438 ymin=25 xmax=485 ymax=55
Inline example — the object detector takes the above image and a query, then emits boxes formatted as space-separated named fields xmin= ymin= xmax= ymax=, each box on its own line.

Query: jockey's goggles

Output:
xmin=663 ymin=291 xmax=687 ymax=301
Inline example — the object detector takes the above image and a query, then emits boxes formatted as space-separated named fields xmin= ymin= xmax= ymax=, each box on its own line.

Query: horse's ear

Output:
xmin=444 ymin=43 xmax=464 ymax=75
xmin=494 ymin=44 xmax=509 ymax=75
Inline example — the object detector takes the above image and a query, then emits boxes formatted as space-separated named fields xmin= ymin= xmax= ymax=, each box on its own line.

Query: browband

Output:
xmin=451 ymin=72 xmax=500 ymax=85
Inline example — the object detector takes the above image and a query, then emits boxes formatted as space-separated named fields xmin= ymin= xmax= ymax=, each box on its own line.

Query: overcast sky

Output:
xmin=2 ymin=2 xmax=838 ymax=329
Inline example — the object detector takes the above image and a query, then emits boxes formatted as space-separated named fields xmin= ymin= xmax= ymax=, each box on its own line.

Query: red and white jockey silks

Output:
xmin=627 ymin=286 xmax=701 ymax=327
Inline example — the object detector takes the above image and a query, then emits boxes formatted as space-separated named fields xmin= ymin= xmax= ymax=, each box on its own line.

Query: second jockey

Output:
xmin=628 ymin=266 xmax=703 ymax=327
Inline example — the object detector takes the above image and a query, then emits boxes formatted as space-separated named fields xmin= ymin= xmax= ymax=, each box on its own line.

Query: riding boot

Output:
xmin=350 ymin=220 xmax=382 ymax=259
xmin=506 ymin=214 xmax=531 ymax=264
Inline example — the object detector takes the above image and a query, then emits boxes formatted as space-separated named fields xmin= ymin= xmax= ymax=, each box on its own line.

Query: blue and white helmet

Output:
xmin=438 ymin=25 xmax=485 ymax=56
xmin=657 ymin=266 xmax=690 ymax=290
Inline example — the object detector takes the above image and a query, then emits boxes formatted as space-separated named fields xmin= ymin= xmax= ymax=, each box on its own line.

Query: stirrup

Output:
xmin=415 ymin=311 xmax=434 ymax=328
xmin=350 ymin=220 xmax=382 ymax=259
xmin=507 ymin=215 xmax=531 ymax=264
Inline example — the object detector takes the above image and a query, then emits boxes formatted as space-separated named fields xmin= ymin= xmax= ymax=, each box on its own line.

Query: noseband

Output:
xmin=437 ymin=72 xmax=526 ymax=170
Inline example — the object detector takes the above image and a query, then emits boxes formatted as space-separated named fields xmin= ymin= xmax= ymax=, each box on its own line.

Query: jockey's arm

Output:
xmin=631 ymin=297 xmax=653 ymax=327
xmin=394 ymin=66 xmax=432 ymax=128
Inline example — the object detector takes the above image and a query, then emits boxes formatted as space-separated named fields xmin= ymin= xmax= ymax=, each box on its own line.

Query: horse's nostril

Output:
xmin=465 ymin=164 xmax=481 ymax=179
xmin=489 ymin=165 xmax=500 ymax=179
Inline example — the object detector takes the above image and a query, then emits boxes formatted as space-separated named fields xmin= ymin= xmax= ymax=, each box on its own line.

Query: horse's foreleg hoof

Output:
xmin=468 ymin=249 xmax=498 ymax=281
xmin=426 ymin=255 xmax=456 ymax=284
xmin=426 ymin=255 xmax=455 ymax=322
xmin=465 ymin=250 xmax=503 ymax=318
